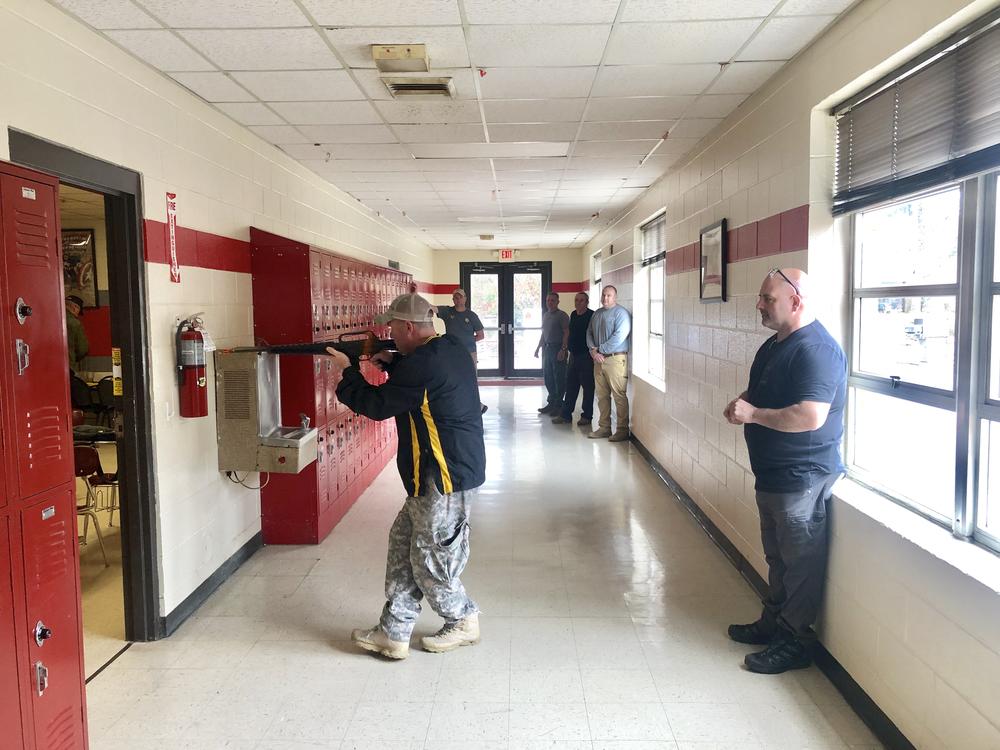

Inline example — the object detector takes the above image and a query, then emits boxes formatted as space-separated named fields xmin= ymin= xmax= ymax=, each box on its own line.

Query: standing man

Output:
xmin=552 ymin=292 xmax=595 ymax=426
xmin=65 ymin=294 xmax=89 ymax=373
xmin=586 ymin=285 xmax=631 ymax=442
xmin=723 ymin=268 xmax=846 ymax=674
xmin=435 ymin=288 xmax=486 ymax=364
xmin=328 ymin=293 xmax=486 ymax=659
xmin=535 ymin=291 xmax=569 ymax=415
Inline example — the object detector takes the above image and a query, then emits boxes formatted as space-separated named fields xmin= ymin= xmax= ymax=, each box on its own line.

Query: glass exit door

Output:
xmin=461 ymin=261 xmax=551 ymax=378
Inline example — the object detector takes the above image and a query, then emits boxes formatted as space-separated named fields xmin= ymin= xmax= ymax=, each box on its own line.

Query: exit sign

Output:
xmin=499 ymin=248 xmax=515 ymax=261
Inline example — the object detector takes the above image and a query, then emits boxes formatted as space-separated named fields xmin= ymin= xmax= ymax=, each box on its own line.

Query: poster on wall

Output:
xmin=62 ymin=228 xmax=97 ymax=307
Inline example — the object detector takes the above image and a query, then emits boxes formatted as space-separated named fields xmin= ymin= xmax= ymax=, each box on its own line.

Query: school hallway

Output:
xmin=84 ymin=385 xmax=882 ymax=750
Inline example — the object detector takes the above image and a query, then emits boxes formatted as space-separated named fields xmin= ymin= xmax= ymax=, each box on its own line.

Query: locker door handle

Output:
xmin=34 ymin=661 xmax=48 ymax=696
xmin=16 ymin=339 xmax=29 ymax=374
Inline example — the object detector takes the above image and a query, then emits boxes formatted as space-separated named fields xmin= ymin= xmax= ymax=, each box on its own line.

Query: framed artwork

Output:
xmin=62 ymin=228 xmax=97 ymax=307
xmin=699 ymin=218 xmax=727 ymax=302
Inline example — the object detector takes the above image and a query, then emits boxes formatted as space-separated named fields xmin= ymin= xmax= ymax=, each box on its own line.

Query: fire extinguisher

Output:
xmin=176 ymin=314 xmax=208 ymax=418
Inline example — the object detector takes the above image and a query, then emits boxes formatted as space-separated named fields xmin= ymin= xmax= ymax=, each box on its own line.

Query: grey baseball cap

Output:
xmin=375 ymin=293 xmax=436 ymax=325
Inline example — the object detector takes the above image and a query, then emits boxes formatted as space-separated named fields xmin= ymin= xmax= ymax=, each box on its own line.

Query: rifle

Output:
xmin=231 ymin=331 xmax=396 ymax=366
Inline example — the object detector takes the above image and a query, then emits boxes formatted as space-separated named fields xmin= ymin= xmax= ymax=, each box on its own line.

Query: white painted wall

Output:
xmin=582 ymin=0 xmax=1000 ymax=747
xmin=0 ymin=0 xmax=434 ymax=614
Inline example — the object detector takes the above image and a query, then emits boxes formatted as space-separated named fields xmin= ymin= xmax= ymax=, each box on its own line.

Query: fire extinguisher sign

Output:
xmin=166 ymin=192 xmax=180 ymax=284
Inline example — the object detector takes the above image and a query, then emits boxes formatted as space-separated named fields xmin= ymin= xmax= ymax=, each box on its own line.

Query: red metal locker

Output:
xmin=0 ymin=517 xmax=27 ymax=749
xmin=0 ymin=173 xmax=73 ymax=500
xmin=324 ymin=358 xmax=338 ymax=423
xmin=20 ymin=485 xmax=87 ymax=750
xmin=309 ymin=250 xmax=323 ymax=340
xmin=321 ymin=255 xmax=334 ymax=340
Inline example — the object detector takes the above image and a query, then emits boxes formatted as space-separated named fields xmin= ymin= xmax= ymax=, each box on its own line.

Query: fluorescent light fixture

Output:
xmin=457 ymin=215 xmax=547 ymax=223
xmin=410 ymin=143 xmax=570 ymax=159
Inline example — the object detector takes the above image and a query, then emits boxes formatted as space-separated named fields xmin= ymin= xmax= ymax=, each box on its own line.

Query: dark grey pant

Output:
xmin=542 ymin=343 xmax=567 ymax=407
xmin=559 ymin=351 xmax=595 ymax=420
xmin=755 ymin=473 xmax=839 ymax=641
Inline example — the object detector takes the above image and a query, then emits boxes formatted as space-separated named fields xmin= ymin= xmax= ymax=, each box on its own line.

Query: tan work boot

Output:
xmin=609 ymin=431 xmax=631 ymax=442
xmin=351 ymin=625 xmax=409 ymax=659
xmin=588 ymin=428 xmax=611 ymax=439
xmin=420 ymin=613 xmax=480 ymax=653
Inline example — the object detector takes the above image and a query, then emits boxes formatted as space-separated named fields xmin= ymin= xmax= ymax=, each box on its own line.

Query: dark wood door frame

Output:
xmin=9 ymin=129 xmax=161 ymax=641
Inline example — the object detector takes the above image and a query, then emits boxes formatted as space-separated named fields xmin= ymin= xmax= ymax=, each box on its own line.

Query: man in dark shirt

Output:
xmin=435 ymin=288 xmax=485 ymax=363
xmin=329 ymin=293 xmax=486 ymax=659
xmin=552 ymin=292 xmax=595 ymax=426
xmin=723 ymin=268 xmax=846 ymax=674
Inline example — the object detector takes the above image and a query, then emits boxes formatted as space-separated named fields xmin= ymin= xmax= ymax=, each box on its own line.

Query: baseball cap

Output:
xmin=66 ymin=295 xmax=85 ymax=308
xmin=375 ymin=293 xmax=436 ymax=325
xmin=452 ymin=288 xmax=466 ymax=297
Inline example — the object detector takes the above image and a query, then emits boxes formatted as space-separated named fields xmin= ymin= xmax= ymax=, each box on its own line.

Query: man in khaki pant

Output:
xmin=586 ymin=285 xmax=632 ymax=442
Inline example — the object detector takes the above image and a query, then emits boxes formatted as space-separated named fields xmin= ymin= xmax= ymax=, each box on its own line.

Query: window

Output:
xmin=640 ymin=214 xmax=666 ymax=380
xmin=847 ymin=176 xmax=1000 ymax=551
xmin=591 ymin=250 xmax=602 ymax=305
xmin=838 ymin=10 xmax=1000 ymax=553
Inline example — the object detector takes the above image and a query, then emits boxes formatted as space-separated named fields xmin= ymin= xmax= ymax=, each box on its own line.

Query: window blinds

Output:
xmin=833 ymin=15 xmax=1000 ymax=214
xmin=640 ymin=212 xmax=666 ymax=265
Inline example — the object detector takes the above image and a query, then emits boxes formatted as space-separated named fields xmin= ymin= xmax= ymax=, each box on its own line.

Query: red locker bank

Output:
xmin=0 ymin=162 xmax=89 ymax=748
xmin=250 ymin=228 xmax=410 ymax=544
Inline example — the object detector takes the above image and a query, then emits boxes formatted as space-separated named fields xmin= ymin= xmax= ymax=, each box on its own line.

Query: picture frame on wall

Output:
xmin=62 ymin=228 xmax=97 ymax=308
xmin=699 ymin=218 xmax=727 ymax=302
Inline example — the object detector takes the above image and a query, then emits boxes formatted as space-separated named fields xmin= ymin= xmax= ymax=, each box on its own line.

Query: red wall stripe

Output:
xmin=665 ymin=205 xmax=808 ymax=276
xmin=143 ymin=219 xmax=250 ymax=273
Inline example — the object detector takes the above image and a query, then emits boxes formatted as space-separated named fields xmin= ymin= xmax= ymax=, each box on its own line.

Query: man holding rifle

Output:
xmin=326 ymin=293 xmax=486 ymax=659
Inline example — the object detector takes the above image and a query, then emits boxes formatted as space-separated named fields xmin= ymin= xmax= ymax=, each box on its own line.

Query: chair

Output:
xmin=96 ymin=376 xmax=117 ymax=427
xmin=73 ymin=444 xmax=109 ymax=567
xmin=69 ymin=374 xmax=101 ymax=424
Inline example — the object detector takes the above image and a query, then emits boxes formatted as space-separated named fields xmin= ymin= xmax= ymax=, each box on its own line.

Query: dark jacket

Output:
xmin=336 ymin=334 xmax=486 ymax=496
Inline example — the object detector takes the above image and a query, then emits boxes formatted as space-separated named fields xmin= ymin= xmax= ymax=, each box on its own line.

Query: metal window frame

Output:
xmin=848 ymin=172 xmax=1000 ymax=555
xmin=647 ymin=259 xmax=665 ymax=379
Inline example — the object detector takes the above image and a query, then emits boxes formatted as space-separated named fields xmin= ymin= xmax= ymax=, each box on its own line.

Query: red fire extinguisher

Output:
xmin=176 ymin=314 xmax=208 ymax=418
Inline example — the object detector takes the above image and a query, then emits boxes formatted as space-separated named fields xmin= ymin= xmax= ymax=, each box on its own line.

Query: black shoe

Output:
xmin=538 ymin=405 xmax=554 ymax=414
xmin=727 ymin=620 xmax=775 ymax=646
xmin=744 ymin=634 xmax=812 ymax=674
xmin=480 ymin=403 xmax=488 ymax=414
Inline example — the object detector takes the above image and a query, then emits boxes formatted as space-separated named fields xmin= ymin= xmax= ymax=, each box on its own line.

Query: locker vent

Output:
xmin=25 ymin=406 xmax=66 ymax=467
xmin=223 ymin=370 xmax=252 ymax=421
xmin=27 ymin=518 xmax=70 ymax=597
xmin=44 ymin=705 xmax=77 ymax=750
xmin=382 ymin=77 xmax=455 ymax=98
xmin=14 ymin=208 xmax=52 ymax=268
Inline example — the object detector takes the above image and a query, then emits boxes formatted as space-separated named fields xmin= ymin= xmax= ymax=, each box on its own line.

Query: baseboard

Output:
xmin=161 ymin=531 xmax=263 ymax=637
xmin=631 ymin=437 xmax=916 ymax=750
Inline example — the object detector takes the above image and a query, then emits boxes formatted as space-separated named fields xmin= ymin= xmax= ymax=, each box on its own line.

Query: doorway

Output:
xmin=461 ymin=261 xmax=551 ymax=378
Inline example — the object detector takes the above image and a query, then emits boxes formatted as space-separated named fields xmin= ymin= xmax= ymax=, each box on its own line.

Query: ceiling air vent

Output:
xmin=479 ymin=234 xmax=494 ymax=241
xmin=382 ymin=76 xmax=455 ymax=98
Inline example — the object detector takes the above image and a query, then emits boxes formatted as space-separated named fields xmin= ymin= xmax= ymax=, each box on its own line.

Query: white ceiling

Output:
xmin=50 ymin=0 xmax=856 ymax=251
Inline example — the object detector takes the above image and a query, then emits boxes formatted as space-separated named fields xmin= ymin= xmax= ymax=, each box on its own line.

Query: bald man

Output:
xmin=723 ymin=268 xmax=846 ymax=675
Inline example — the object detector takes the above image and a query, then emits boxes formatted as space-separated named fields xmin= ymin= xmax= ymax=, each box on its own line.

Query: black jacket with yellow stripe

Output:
xmin=335 ymin=334 xmax=486 ymax=497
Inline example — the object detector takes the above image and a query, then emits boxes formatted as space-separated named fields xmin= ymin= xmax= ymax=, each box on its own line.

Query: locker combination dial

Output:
xmin=34 ymin=620 xmax=52 ymax=647
xmin=15 ymin=296 xmax=32 ymax=324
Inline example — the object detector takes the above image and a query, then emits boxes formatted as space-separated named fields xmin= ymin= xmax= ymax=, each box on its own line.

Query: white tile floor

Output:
xmin=85 ymin=386 xmax=884 ymax=750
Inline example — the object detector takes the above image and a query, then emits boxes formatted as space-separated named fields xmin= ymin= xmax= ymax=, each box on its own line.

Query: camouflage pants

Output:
xmin=379 ymin=483 xmax=479 ymax=641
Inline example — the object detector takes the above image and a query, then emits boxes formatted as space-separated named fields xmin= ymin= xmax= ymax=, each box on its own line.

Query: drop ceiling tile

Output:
xmin=467 ymin=25 xmax=611 ymax=67
xmin=216 ymin=102 xmax=285 ymax=125
xmin=573 ymin=140 xmax=659 ymax=157
xmin=578 ymin=120 xmax=676 ymax=140
xmin=346 ymin=171 xmax=429 ymax=182
xmin=322 ymin=159 xmax=423 ymax=172
xmin=105 ymin=30 xmax=212 ymax=71
xmin=270 ymin=101 xmax=382 ymax=125
xmin=324 ymin=26 xmax=469 ymax=69
xmin=464 ymin=0 xmax=619 ymax=24
xmin=483 ymin=99 xmax=587 ymax=124
xmin=179 ymin=29 xmax=339 ymax=70
xmin=393 ymin=123 xmax=486 ymax=143
xmin=232 ymin=70 xmax=362 ymax=101
xmin=686 ymin=93 xmax=747 ymax=118
xmin=593 ymin=64 xmax=720 ymax=97
xmin=374 ymin=101 xmax=481 ymax=124
xmin=492 ymin=158 xmax=571 ymax=172
xmin=622 ymin=0 xmax=779 ymax=21
xmin=478 ymin=67 xmax=597 ymax=99
xmin=170 ymin=72 xmax=254 ymax=102
xmin=489 ymin=123 xmax=581 ymax=142
xmin=779 ymin=0 xmax=856 ymax=14
xmin=354 ymin=69 xmax=477 ymax=100
xmin=737 ymin=15 xmax=835 ymax=61
xmin=606 ymin=20 xmax=760 ymax=64
xmin=301 ymin=0 xmax=461 ymax=25
xmin=669 ymin=117 xmax=722 ymax=138
xmin=296 ymin=124 xmax=398 ymax=142
xmin=249 ymin=125 xmax=309 ymax=144
xmin=137 ymin=0 xmax=308 ymax=27
xmin=54 ymin=0 xmax=160 ymax=28
xmin=586 ymin=96 xmax=693 ymax=121
xmin=708 ymin=60 xmax=785 ymax=93
xmin=414 ymin=158 xmax=494 ymax=172
xmin=325 ymin=144 xmax=415 ymax=159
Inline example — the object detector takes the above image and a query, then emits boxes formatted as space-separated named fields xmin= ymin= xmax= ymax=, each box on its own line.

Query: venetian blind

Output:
xmin=640 ymin=212 xmax=666 ymax=265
